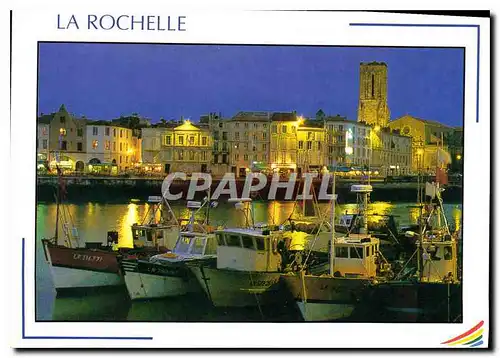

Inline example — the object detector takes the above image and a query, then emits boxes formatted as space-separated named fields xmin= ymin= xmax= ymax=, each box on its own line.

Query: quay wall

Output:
xmin=36 ymin=176 xmax=463 ymax=203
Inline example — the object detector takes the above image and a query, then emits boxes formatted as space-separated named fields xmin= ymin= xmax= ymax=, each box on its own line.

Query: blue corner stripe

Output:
xmin=22 ymin=238 xmax=153 ymax=341
xmin=469 ymin=340 xmax=484 ymax=348
xmin=349 ymin=22 xmax=481 ymax=124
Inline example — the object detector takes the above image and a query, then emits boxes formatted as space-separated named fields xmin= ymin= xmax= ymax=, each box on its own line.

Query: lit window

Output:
xmin=59 ymin=128 xmax=66 ymax=136
xmin=92 ymin=140 xmax=98 ymax=149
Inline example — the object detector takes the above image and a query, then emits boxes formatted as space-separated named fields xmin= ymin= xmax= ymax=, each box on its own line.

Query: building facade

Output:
xmin=37 ymin=120 xmax=50 ymax=169
xmin=371 ymin=127 xmax=412 ymax=176
xmin=388 ymin=115 xmax=461 ymax=174
xmin=227 ymin=112 xmax=271 ymax=177
xmin=85 ymin=123 xmax=139 ymax=172
xmin=47 ymin=105 xmax=88 ymax=171
xmin=141 ymin=121 xmax=212 ymax=174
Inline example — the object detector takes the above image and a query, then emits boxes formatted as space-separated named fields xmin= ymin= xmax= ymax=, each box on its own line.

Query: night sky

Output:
xmin=38 ymin=43 xmax=464 ymax=126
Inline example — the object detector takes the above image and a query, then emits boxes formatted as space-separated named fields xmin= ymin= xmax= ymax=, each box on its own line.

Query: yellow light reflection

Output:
xmin=453 ymin=206 xmax=462 ymax=233
xmin=118 ymin=203 xmax=139 ymax=248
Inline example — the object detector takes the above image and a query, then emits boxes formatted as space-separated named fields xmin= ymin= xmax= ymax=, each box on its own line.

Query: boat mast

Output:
xmin=329 ymin=169 xmax=336 ymax=276
xmin=54 ymin=165 xmax=61 ymax=246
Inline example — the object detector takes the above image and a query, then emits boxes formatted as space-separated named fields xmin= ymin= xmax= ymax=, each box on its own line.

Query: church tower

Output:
xmin=357 ymin=62 xmax=390 ymax=128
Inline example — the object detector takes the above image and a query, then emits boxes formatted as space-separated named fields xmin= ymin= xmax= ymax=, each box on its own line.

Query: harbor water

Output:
xmin=36 ymin=200 xmax=463 ymax=322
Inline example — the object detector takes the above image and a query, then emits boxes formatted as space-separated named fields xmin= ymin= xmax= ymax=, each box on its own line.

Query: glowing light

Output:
xmin=417 ymin=149 xmax=424 ymax=155
xmin=127 ymin=148 xmax=134 ymax=155
xmin=296 ymin=116 xmax=305 ymax=126
xmin=345 ymin=146 xmax=353 ymax=155
xmin=456 ymin=154 xmax=462 ymax=160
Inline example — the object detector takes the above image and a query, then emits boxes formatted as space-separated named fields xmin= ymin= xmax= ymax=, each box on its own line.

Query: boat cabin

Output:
xmin=215 ymin=228 xmax=284 ymax=272
xmin=421 ymin=232 xmax=458 ymax=283
xmin=131 ymin=223 xmax=179 ymax=250
xmin=170 ymin=231 xmax=217 ymax=258
xmin=332 ymin=234 xmax=379 ymax=278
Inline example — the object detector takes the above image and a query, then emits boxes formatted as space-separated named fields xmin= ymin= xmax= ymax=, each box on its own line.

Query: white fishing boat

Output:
xmin=121 ymin=200 xmax=218 ymax=300
xmin=281 ymin=179 xmax=393 ymax=321
xmin=188 ymin=198 xmax=316 ymax=307
xmin=372 ymin=181 xmax=461 ymax=322
xmin=42 ymin=174 xmax=179 ymax=293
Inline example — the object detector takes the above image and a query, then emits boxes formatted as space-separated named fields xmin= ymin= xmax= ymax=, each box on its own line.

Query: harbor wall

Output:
xmin=36 ymin=176 xmax=463 ymax=203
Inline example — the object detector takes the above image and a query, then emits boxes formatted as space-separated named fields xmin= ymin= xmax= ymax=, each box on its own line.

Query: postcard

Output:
xmin=6 ymin=2 xmax=491 ymax=349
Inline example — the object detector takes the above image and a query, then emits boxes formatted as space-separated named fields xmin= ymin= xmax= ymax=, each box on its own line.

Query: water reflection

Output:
xmin=36 ymin=200 xmax=462 ymax=322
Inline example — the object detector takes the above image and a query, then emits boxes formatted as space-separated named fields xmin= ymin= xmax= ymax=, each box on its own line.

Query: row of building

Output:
xmin=37 ymin=105 xmax=142 ymax=174
xmin=37 ymin=62 xmax=463 ymax=177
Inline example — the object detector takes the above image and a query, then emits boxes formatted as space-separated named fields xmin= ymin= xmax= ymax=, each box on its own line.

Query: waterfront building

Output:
xmin=296 ymin=120 xmax=326 ymax=174
xmin=207 ymin=113 xmax=232 ymax=176
xmin=141 ymin=120 xmax=212 ymax=174
xmin=37 ymin=115 xmax=51 ymax=170
xmin=324 ymin=116 xmax=371 ymax=169
xmin=269 ymin=112 xmax=300 ymax=173
xmin=47 ymin=104 xmax=88 ymax=171
xmin=370 ymin=126 xmax=412 ymax=176
xmin=388 ymin=115 xmax=462 ymax=174
xmin=357 ymin=62 xmax=390 ymax=128
xmin=85 ymin=122 xmax=139 ymax=173
xmin=227 ymin=111 xmax=271 ymax=177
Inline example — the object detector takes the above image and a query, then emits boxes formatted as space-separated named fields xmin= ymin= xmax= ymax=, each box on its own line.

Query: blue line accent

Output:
xmin=349 ymin=22 xmax=481 ymax=123
xmin=469 ymin=340 xmax=484 ymax=348
xmin=22 ymin=238 xmax=153 ymax=341
xmin=350 ymin=23 xmax=478 ymax=28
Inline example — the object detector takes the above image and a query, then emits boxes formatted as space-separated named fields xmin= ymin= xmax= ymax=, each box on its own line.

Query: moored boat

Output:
xmin=188 ymin=198 xmax=317 ymax=307
xmin=122 ymin=201 xmax=218 ymax=300
xmin=42 ymin=171 xmax=180 ymax=293
xmin=370 ymin=182 xmax=462 ymax=322
xmin=281 ymin=179 xmax=393 ymax=321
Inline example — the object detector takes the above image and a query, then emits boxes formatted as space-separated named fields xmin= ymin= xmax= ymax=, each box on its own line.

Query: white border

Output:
xmin=7 ymin=3 xmax=490 ymax=349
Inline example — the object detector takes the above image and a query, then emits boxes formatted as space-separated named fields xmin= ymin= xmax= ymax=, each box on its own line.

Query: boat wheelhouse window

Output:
xmin=146 ymin=230 xmax=153 ymax=242
xmin=191 ymin=238 xmax=206 ymax=255
xmin=226 ymin=234 xmax=241 ymax=247
xmin=255 ymin=237 xmax=266 ymax=251
xmin=350 ymin=246 xmax=363 ymax=259
xmin=216 ymin=233 xmax=225 ymax=246
xmin=444 ymin=246 xmax=452 ymax=260
xmin=175 ymin=236 xmax=192 ymax=253
xmin=205 ymin=237 xmax=217 ymax=255
xmin=335 ymin=246 xmax=349 ymax=258
xmin=241 ymin=236 xmax=255 ymax=250
xmin=132 ymin=229 xmax=139 ymax=240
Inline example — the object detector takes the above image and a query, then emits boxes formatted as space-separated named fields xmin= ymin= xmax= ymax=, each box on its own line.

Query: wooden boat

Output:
xmin=188 ymin=198 xmax=317 ymax=307
xmin=280 ymin=180 xmax=393 ymax=321
xmin=42 ymin=171 xmax=179 ymax=293
xmin=121 ymin=201 xmax=218 ymax=300
xmin=369 ymin=182 xmax=462 ymax=322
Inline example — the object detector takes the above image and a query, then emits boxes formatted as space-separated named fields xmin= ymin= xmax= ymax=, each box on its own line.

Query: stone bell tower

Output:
xmin=357 ymin=62 xmax=390 ymax=128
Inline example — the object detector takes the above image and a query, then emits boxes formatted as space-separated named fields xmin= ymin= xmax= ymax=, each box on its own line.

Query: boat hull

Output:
xmin=50 ymin=265 xmax=123 ymax=291
xmin=370 ymin=281 xmax=462 ymax=322
xmin=121 ymin=259 xmax=201 ymax=300
xmin=42 ymin=241 xmax=124 ymax=291
xmin=189 ymin=263 xmax=282 ymax=307
xmin=280 ymin=274 xmax=371 ymax=321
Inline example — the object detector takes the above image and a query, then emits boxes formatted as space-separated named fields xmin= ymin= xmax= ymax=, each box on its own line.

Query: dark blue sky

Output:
xmin=38 ymin=43 xmax=464 ymax=126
